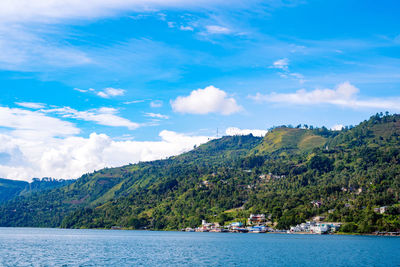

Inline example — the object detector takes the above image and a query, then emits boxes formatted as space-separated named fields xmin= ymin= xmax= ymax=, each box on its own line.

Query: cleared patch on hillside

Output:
xmin=253 ymin=127 xmax=326 ymax=155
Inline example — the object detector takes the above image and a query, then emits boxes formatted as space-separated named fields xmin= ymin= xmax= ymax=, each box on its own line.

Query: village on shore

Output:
xmin=181 ymin=214 xmax=342 ymax=234
xmin=180 ymin=211 xmax=399 ymax=236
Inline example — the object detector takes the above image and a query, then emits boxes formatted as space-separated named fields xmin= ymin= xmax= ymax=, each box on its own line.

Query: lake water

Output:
xmin=0 ymin=228 xmax=399 ymax=266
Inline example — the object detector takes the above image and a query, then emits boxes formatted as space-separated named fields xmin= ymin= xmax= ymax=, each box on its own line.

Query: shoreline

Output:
xmin=2 ymin=226 xmax=398 ymax=237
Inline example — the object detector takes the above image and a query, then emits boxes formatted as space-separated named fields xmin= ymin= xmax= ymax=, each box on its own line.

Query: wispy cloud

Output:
xmin=0 ymin=106 xmax=79 ymax=140
xmin=180 ymin=25 xmax=194 ymax=31
xmin=74 ymin=88 xmax=95 ymax=93
xmin=0 ymin=1 xmax=264 ymax=24
xmin=0 ymin=25 xmax=91 ymax=71
xmin=0 ymin=1 xmax=261 ymax=73
xmin=250 ymin=81 xmax=400 ymax=111
xmin=74 ymin=87 xmax=126 ymax=98
xmin=15 ymin=102 xmax=46 ymax=109
xmin=205 ymin=25 xmax=231 ymax=34
xmin=272 ymin=58 xmax=289 ymax=70
xmin=43 ymin=106 xmax=140 ymax=130
xmin=271 ymin=58 xmax=305 ymax=83
xmin=97 ymin=87 xmax=126 ymax=98
xmin=124 ymin=99 xmax=150 ymax=104
xmin=145 ymin=112 xmax=169 ymax=119
xmin=150 ymin=100 xmax=163 ymax=108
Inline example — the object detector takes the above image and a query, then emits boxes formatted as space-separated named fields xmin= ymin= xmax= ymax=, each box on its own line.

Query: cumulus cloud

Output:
xmin=0 ymin=130 xmax=211 ymax=181
xmin=15 ymin=102 xmax=46 ymax=109
xmin=250 ymin=82 xmax=400 ymax=111
xmin=331 ymin=124 xmax=344 ymax=131
xmin=43 ymin=106 xmax=140 ymax=130
xmin=225 ymin=127 xmax=268 ymax=137
xmin=0 ymin=105 xmax=211 ymax=180
xmin=205 ymin=25 xmax=231 ymax=34
xmin=171 ymin=85 xmax=242 ymax=115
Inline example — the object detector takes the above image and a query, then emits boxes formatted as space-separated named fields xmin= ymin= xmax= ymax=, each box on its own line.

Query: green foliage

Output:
xmin=252 ymin=127 xmax=327 ymax=155
xmin=0 ymin=177 xmax=72 ymax=203
xmin=309 ymin=155 xmax=333 ymax=173
xmin=1 ymin=113 xmax=400 ymax=233
xmin=341 ymin=222 xmax=358 ymax=233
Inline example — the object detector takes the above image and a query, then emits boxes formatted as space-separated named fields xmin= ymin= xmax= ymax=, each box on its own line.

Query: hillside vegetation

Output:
xmin=0 ymin=178 xmax=73 ymax=203
xmin=0 ymin=113 xmax=399 ymax=233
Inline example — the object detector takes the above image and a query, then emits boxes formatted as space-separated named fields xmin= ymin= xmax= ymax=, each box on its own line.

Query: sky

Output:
xmin=1 ymin=0 xmax=400 ymax=181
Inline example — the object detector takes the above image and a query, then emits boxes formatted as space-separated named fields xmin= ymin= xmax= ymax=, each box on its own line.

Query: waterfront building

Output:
xmin=248 ymin=214 xmax=266 ymax=225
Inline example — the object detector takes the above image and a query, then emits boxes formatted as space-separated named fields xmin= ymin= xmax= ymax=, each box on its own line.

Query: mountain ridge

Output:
xmin=1 ymin=113 xmax=399 ymax=233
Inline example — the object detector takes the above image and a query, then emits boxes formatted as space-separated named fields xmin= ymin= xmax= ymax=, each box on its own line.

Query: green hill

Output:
xmin=0 ymin=113 xmax=399 ymax=233
xmin=0 ymin=179 xmax=27 ymax=203
xmin=251 ymin=127 xmax=327 ymax=155
xmin=0 ymin=178 xmax=73 ymax=203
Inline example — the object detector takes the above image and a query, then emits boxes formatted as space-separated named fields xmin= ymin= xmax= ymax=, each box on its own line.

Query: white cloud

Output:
xmin=205 ymin=25 xmax=231 ymax=34
xmin=74 ymin=88 xmax=88 ymax=93
xmin=271 ymin=58 xmax=305 ymax=83
xmin=0 ymin=25 xmax=92 ymax=71
xmin=171 ymin=85 xmax=242 ymax=115
xmin=15 ymin=102 xmax=46 ymax=109
xmin=75 ymin=87 xmax=126 ymax=98
xmin=250 ymin=81 xmax=400 ymax=111
xmin=44 ymin=106 xmax=140 ymax=130
xmin=272 ymin=58 xmax=289 ymax=70
xmin=124 ymin=99 xmax=148 ymax=104
xmin=331 ymin=124 xmax=344 ymax=131
xmin=97 ymin=87 xmax=126 ymax=98
xmin=180 ymin=25 xmax=194 ymax=31
xmin=0 ymin=106 xmax=80 ymax=140
xmin=0 ymin=1 xmax=258 ymax=24
xmin=145 ymin=113 xmax=169 ymax=119
xmin=0 ymin=104 xmax=211 ymax=181
xmin=225 ymin=127 xmax=268 ymax=137
xmin=150 ymin=100 xmax=163 ymax=108
xmin=0 ymin=0 xmax=265 ymax=71
xmin=0 ymin=130 xmax=210 ymax=181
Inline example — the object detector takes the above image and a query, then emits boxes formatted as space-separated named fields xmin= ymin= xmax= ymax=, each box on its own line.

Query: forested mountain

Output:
xmin=0 ymin=178 xmax=73 ymax=203
xmin=0 ymin=113 xmax=399 ymax=233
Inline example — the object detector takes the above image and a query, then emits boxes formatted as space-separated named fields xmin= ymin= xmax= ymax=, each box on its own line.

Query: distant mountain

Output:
xmin=0 ymin=113 xmax=399 ymax=233
xmin=0 ymin=179 xmax=28 ymax=203
xmin=0 ymin=177 xmax=73 ymax=203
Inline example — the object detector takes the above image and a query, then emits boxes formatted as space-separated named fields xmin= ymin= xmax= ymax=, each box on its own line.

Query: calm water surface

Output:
xmin=0 ymin=228 xmax=399 ymax=266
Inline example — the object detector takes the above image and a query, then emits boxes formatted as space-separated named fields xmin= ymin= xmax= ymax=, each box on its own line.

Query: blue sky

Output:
xmin=0 ymin=0 xmax=400 ymax=180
